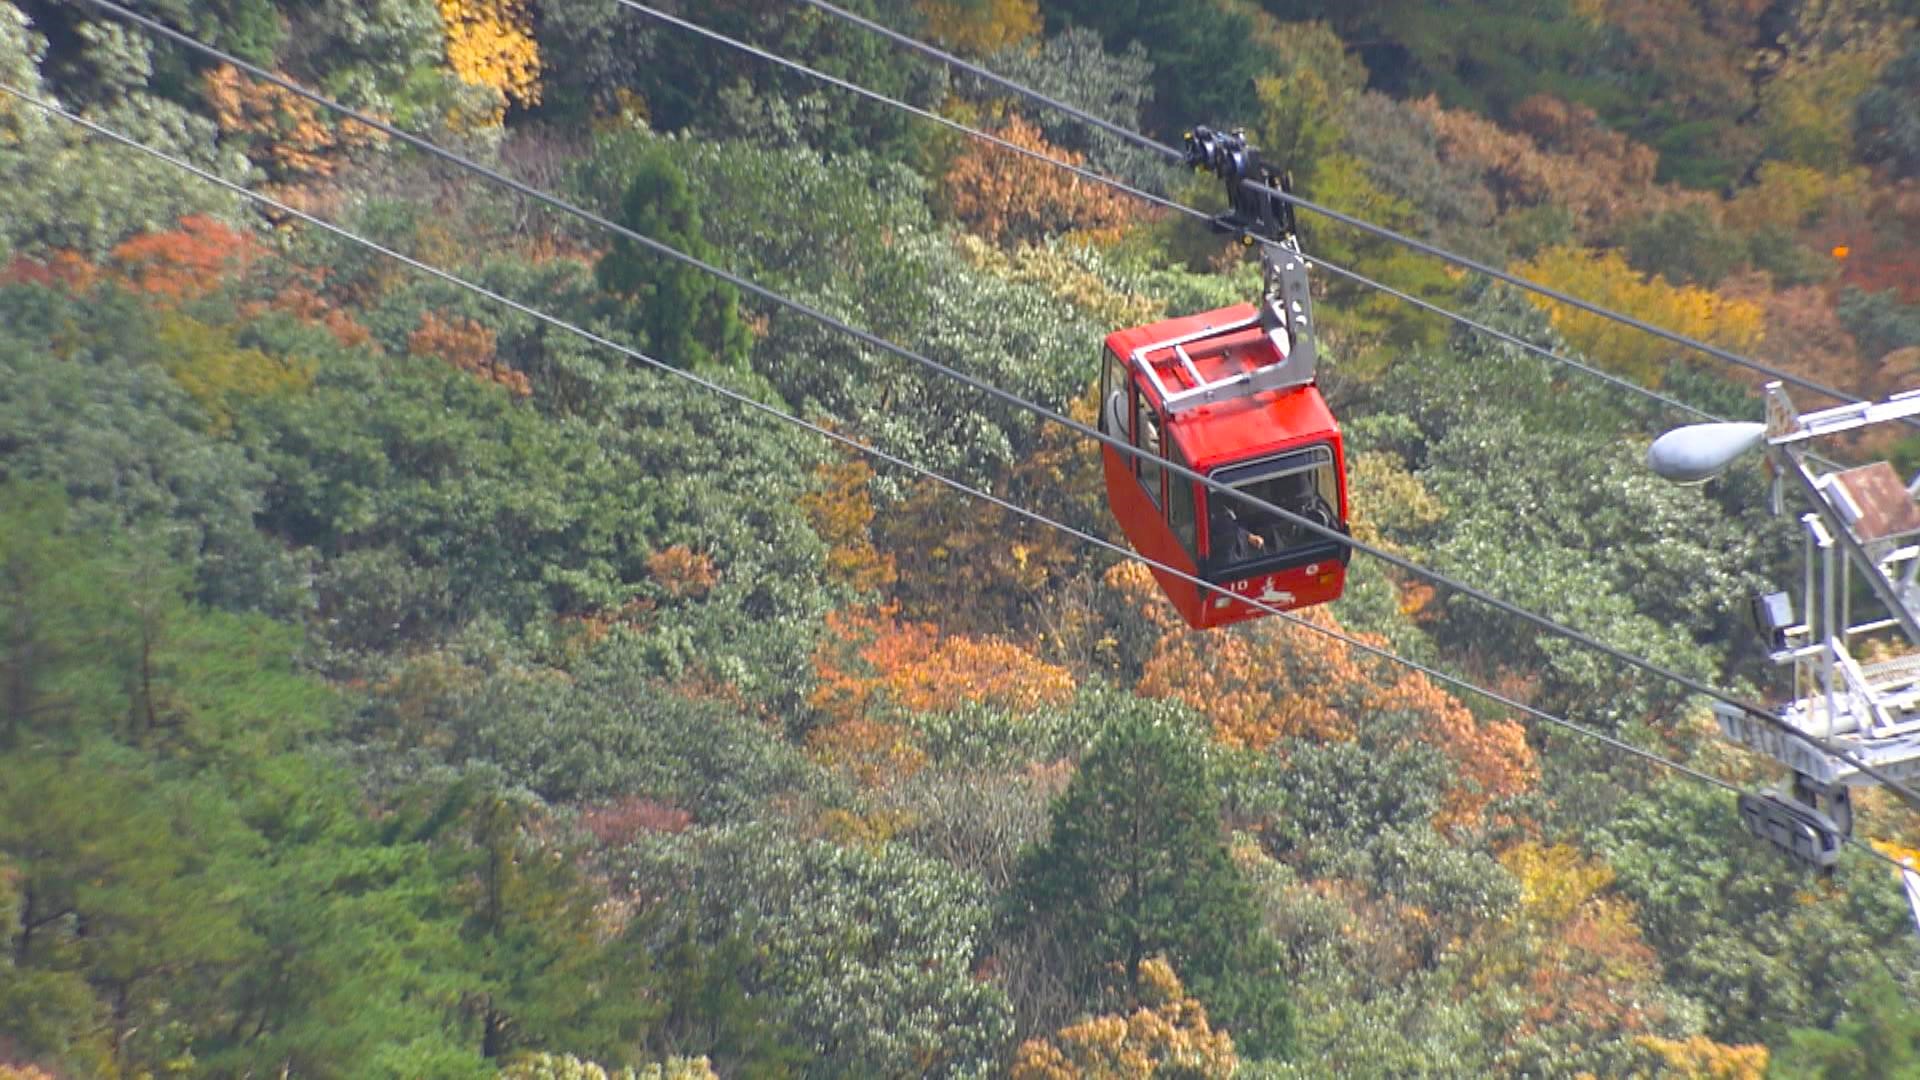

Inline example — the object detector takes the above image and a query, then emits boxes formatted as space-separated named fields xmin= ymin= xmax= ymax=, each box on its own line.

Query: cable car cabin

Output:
xmin=1100 ymin=301 xmax=1350 ymax=630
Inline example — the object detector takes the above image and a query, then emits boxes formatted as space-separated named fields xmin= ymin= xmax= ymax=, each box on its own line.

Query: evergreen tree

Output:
xmin=1772 ymin=973 xmax=1920 ymax=1079
xmin=595 ymin=145 xmax=751 ymax=378
xmin=1008 ymin=705 xmax=1294 ymax=1058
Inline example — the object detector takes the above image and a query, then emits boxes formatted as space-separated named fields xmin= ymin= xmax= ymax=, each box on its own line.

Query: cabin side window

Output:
xmin=1168 ymin=446 xmax=1197 ymax=555
xmin=1206 ymin=444 xmax=1339 ymax=566
xmin=1132 ymin=383 xmax=1164 ymax=507
xmin=1101 ymin=350 xmax=1130 ymax=439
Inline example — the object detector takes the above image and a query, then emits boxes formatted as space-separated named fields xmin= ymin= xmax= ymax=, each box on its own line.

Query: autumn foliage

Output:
xmin=799 ymin=458 xmax=897 ymax=594
xmin=203 ymin=65 xmax=385 ymax=182
xmin=1498 ymin=842 xmax=1668 ymax=1038
xmin=1636 ymin=1034 xmax=1769 ymax=1079
xmin=109 ymin=214 xmax=261 ymax=300
xmin=1011 ymin=957 xmax=1238 ymax=1080
xmin=407 ymin=311 xmax=532 ymax=397
xmin=1128 ymin=569 xmax=1536 ymax=832
xmin=810 ymin=605 xmax=1076 ymax=725
xmin=918 ymin=0 xmax=1041 ymax=54
xmin=808 ymin=605 xmax=1074 ymax=785
xmin=944 ymin=114 xmax=1139 ymax=244
xmin=1414 ymin=94 xmax=1684 ymax=237
xmin=1513 ymin=246 xmax=1765 ymax=387
xmin=438 ymin=0 xmax=542 ymax=121
xmin=646 ymin=545 xmax=718 ymax=600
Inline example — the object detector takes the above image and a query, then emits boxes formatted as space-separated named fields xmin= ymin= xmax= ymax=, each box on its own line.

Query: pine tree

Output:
xmin=1008 ymin=706 xmax=1294 ymax=1058
xmin=594 ymin=147 xmax=751 ymax=378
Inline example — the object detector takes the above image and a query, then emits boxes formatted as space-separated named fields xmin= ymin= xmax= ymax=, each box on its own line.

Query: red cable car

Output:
xmin=1100 ymin=129 xmax=1350 ymax=629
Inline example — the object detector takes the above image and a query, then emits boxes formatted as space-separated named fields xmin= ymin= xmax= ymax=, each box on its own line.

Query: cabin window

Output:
xmin=1206 ymin=444 xmax=1339 ymax=565
xmin=1168 ymin=446 xmax=1197 ymax=554
xmin=1132 ymin=383 xmax=1164 ymax=507
xmin=1100 ymin=350 xmax=1130 ymax=439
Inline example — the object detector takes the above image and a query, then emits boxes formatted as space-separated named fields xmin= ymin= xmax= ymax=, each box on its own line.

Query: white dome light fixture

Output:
xmin=1646 ymin=422 xmax=1767 ymax=485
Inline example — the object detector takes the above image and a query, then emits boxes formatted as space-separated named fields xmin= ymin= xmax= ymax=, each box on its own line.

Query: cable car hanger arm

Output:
xmin=1179 ymin=126 xmax=1316 ymax=394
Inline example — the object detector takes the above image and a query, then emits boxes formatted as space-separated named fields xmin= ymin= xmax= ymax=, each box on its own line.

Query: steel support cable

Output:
xmin=794 ymin=0 xmax=1902 ymax=418
xmin=24 ymin=79 xmax=1912 ymax=880
xmin=621 ymin=0 xmax=1723 ymax=429
xmin=628 ymin=0 xmax=1846 ymax=480
xmin=78 ymin=0 xmax=1920 ymax=812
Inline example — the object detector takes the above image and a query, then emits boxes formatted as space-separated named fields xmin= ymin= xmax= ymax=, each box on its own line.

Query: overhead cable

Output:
xmin=76 ymin=0 xmax=1920 ymax=810
xmin=623 ymin=0 xmax=1723 ymax=428
xmin=23 ymin=79 xmax=1908 ymax=881
xmin=795 ymin=0 xmax=1900 ymax=416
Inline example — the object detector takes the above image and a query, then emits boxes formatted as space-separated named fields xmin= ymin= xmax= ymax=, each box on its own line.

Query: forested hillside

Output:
xmin=3 ymin=0 xmax=1920 ymax=1076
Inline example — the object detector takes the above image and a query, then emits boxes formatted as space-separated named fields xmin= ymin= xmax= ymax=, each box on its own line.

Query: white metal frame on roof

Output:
xmin=1126 ymin=241 xmax=1318 ymax=417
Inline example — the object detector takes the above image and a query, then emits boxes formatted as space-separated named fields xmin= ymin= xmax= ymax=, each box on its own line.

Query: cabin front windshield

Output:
xmin=1207 ymin=445 xmax=1338 ymax=566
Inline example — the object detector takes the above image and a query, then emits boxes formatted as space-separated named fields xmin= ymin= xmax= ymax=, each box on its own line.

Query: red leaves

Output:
xmin=407 ymin=311 xmax=531 ymax=397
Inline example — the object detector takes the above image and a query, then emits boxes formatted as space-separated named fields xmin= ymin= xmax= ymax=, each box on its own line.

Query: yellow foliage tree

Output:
xmin=1512 ymin=246 xmax=1764 ymax=387
xmin=955 ymin=234 xmax=1164 ymax=329
xmin=1497 ymin=842 xmax=1668 ymax=1036
xmin=1011 ymin=957 xmax=1238 ymax=1080
xmin=1637 ymin=1034 xmax=1769 ymax=1079
xmin=438 ymin=0 xmax=542 ymax=122
xmin=154 ymin=314 xmax=314 ymax=434
xmin=918 ymin=0 xmax=1041 ymax=54
xmin=1344 ymin=450 xmax=1448 ymax=555
xmin=799 ymin=457 xmax=898 ymax=594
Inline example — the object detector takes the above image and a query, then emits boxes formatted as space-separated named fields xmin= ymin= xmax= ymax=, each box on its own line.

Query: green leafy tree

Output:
xmin=1040 ymin=0 xmax=1268 ymax=130
xmin=453 ymin=794 xmax=660 ymax=1062
xmin=536 ymin=0 xmax=943 ymax=161
xmin=1856 ymin=39 xmax=1920 ymax=180
xmin=620 ymin=824 xmax=1012 ymax=1078
xmin=595 ymin=144 xmax=751 ymax=378
xmin=979 ymin=27 xmax=1166 ymax=188
xmin=1596 ymin=780 xmax=1920 ymax=1044
xmin=1772 ymin=973 xmax=1920 ymax=1078
xmin=1009 ymin=703 xmax=1294 ymax=1058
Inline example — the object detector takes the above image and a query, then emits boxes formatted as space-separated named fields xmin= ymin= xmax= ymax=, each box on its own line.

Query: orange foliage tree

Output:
xmin=1011 ymin=957 xmax=1238 ymax=1080
xmin=1129 ymin=575 xmax=1536 ymax=833
xmin=109 ymin=214 xmax=373 ymax=347
xmin=109 ymin=214 xmax=261 ymax=301
xmin=438 ymin=0 xmax=542 ymax=122
xmin=1720 ymin=274 xmax=1870 ymax=397
xmin=944 ymin=114 xmax=1138 ymax=245
xmin=646 ymin=544 xmax=718 ymax=600
xmin=1412 ymin=94 xmax=1685 ymax=239
xmin=407 ymin=311 xmax=532 ymax=397
xmin=807 ymin=604 xmax=1075 ymax=786
xmin=203 ymin=65 xmax=385 ymax=183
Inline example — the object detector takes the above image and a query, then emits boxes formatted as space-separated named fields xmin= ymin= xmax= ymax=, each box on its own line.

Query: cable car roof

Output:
xmin=1106 ymin=302 xmax=1339 ymax=475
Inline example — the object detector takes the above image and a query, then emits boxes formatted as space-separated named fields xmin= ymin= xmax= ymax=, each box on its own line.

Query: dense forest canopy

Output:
xmin=3 ymin=0 xmax=1920 ymax=1076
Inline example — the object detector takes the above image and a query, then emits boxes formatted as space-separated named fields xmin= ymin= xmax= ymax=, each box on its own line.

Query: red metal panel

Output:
xmin=1102 ymin=445 xmax=1348 ymax=630
xmin=1103 ymin=443 xmax=1203 ymax=627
